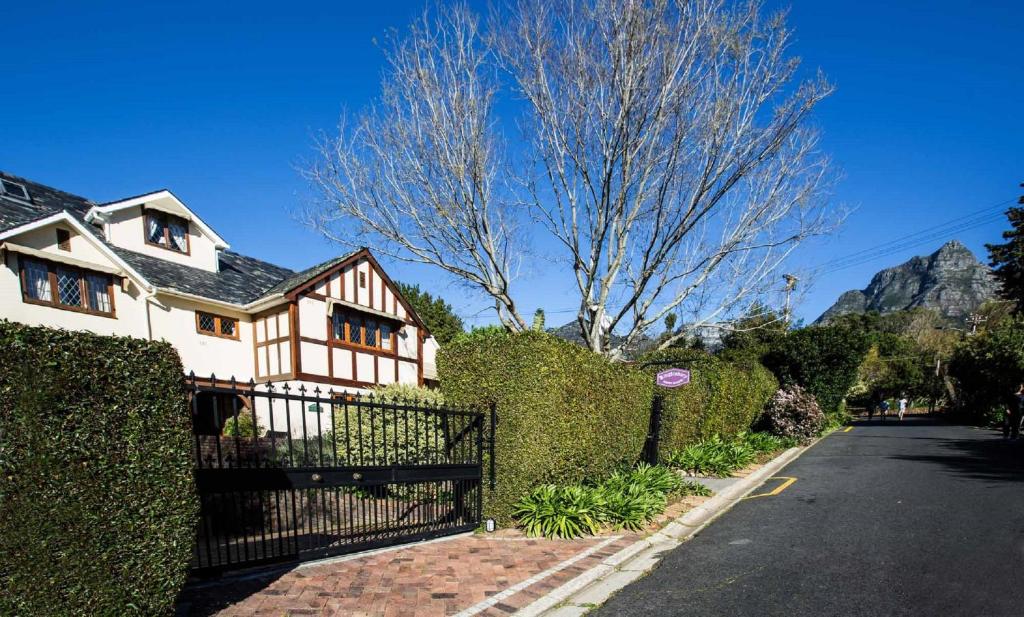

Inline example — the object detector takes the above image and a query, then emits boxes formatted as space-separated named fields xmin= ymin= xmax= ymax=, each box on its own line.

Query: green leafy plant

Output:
xmin=514 ymin=485 xmax=603 ymax=539
xmin=0 ymin=320 xmax=197 ymax=616
xmin=513 ymin=464 xmax=692 ymax=538
xmin=737 ymin=430 xmax=798 ymax=453
xmin=665 ymin=435 xmax=756 ymax=477
xmin=680 ymin=480 xmax=712 ymax=497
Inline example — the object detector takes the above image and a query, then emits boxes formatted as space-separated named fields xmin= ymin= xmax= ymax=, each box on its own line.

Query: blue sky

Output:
xmin=2 ymin=1 xmax=1021 ymax=327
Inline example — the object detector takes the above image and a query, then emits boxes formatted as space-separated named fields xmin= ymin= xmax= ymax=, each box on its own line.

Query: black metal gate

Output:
xmin=187 ymin=374 xmax=485 ymax=575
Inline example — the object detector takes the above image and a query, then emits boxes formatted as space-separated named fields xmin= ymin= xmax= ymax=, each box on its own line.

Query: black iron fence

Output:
xmin=187 ymin=374 xmax=488 ymax=575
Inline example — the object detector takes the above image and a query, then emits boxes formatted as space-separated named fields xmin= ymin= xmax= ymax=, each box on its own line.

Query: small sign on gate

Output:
xmin=655 ymin=368 xmax=690 ymax=388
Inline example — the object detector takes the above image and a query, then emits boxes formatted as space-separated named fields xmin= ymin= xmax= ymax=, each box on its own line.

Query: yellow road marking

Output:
xmin=842 ymin=426 xmax=854 ymax=433
xmin=743 ymin=476 xmax=797 ymax=500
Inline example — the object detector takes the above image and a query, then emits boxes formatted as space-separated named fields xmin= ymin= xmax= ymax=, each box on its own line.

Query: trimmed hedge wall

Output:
xmin=439 ymin=330 xmax=653 ymax=525
xmin=0 ymin=321 xmax=197 ymax=616
xmin=640 ymin=349 xmax=778 ymax=451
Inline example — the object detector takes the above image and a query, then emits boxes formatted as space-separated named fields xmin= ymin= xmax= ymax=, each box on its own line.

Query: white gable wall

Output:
xmin=105 ymin=205 xmax=219 ymax=272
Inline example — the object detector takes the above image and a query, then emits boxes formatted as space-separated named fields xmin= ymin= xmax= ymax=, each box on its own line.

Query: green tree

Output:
xmin=720 ymin=303 xmax=788 ymax=360
xmin=986 ymin=202 xmax=1024 ymax=312
xmin=947 ymin=317 xmax=1024 ymax=423
xmin=532 ymin=309 xmax=546 ymax=332
xmin=761 ymin=324 xmax=870 ymax=414
xmin=397 ymin=282 xmax=465 ymax=345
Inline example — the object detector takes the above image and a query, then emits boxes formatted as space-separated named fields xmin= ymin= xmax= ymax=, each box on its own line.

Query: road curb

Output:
xmin=516 ymin=441 xmax=816 ymax=616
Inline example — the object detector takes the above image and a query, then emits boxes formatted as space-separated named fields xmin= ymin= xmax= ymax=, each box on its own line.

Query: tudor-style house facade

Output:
xmin=0 ymin=171 xmax=438 ymax=432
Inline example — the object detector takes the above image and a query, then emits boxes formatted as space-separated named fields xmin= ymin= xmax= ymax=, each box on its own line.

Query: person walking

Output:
xmin=1003 ymin=384 xmax=1024 ymax=440
xmin=879 ymin=399 xmax=890 ymax=423
xmin=898 ymin=395 xmax=908 ymax=421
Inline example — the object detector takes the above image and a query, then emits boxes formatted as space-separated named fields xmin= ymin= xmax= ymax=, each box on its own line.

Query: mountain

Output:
xmin=816 ymin=240 xmax=998 ymax=324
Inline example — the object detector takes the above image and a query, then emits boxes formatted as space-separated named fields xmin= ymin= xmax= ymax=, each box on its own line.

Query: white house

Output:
xmin=0 ymin=171 xmax=439 ymax=434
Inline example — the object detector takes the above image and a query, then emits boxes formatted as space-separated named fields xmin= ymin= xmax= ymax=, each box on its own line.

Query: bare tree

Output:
xmin=303 ymin=8 xmax=529 ymax=331
xmin=305 ymin=0 xmax=837 ymax=356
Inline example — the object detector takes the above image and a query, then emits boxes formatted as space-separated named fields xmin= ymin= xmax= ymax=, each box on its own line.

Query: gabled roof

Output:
xmin=0 ymin=171 xmax=293 ymax=306
xmin=87 ymin=189 xmax=230 ymax=249
xmin=0 ymin=172 xmax=432 ymax=330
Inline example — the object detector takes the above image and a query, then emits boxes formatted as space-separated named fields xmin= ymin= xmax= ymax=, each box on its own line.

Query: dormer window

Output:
xmin=145 ymin=210 xmax=190 ymax=254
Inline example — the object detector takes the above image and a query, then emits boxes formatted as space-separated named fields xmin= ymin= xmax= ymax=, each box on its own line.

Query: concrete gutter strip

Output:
xmin=517 ymin=442 xmax=814 ymax=617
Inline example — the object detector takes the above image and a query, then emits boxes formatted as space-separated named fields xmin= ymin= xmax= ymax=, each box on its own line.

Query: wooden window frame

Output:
xmin=18 ymin=256 xmax=117 ymax=318
xmin=196 ymin=311 xmax=240 ymax=340
xmin=56 ymin=228 xmax=71 ymax=251
xmin=330 ymin=307 xmax=397 ymax=353
xmin=143 ymin=209 xmax=191 ymax=255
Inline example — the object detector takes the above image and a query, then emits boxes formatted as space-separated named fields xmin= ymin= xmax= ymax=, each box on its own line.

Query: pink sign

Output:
xmin=656 ymin=368 xmax=690 ymax=388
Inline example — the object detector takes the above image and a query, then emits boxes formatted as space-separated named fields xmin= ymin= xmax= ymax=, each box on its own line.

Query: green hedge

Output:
xmin=640 ymin=349 xmax=778 ymax=451
xmin=0 ymin=321 xmax=197 ymax=616
xmin=439 ymin=330 xmax=653 ymax=525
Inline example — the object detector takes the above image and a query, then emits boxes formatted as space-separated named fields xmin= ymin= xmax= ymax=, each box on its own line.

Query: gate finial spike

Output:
xmin=210 ymin=373 xmax=217 ymax=386
xmin=248 ymin=378 xmax=256 ymax=388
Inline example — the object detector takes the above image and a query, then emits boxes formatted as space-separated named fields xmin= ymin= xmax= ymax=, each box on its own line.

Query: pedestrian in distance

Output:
xmin=898 ymin=395 xmax=908 ymax=421
xmin=880 ymin=399 xmax=890 ymax=423
xmin=1003 ymin=384 xmax=1024 ymax=440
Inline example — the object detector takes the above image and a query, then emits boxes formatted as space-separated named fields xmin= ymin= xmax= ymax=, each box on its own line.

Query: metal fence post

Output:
xmin=488 ymin=402 xmax=497 ymax=490
xmin=644 ymin=394 xmax=663 ymax=465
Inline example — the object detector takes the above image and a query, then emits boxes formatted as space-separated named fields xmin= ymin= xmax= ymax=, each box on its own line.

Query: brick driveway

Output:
xmin=178 ymin=533 xmax=637 ymax=616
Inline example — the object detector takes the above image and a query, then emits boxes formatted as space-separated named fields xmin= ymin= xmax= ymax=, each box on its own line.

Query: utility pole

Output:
xmin=782 ymin=274 xmax=799 ymax=326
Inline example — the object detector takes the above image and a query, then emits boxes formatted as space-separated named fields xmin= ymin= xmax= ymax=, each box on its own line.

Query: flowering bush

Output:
xmin=759 ymin=385 xmax=825 ymax=442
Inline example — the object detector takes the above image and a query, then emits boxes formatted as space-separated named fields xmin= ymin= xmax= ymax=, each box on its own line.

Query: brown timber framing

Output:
xmin=280 ymin=248 xmax=429 ymax=388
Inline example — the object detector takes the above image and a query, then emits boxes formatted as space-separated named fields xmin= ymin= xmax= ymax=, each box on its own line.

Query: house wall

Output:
xmin=0 ymin=224 xmax=148 ymax=338
xmin=292 ymin=256 xmax=424 ymax=391
xmin=105 ymin=205 xmax=219 ymax=272
xmin=148 ymin=295 xmax=256 ymax=380
xmin=253 ymin=308 xmax=293 ymax=381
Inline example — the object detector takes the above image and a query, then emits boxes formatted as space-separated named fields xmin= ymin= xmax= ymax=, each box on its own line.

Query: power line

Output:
xmin=455 ymin=196 xmax=1016 ymax=321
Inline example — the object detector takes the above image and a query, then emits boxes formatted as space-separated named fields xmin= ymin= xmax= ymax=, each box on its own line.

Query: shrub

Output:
xmin=761 ymin=324 xmax=869 ymax=414
xmin=440 ymin=330 xmax=653 ymax=524
xmin=759 ymin=385 xmax=825 ymax=442
xmin=0 ymin=321 xmax=197 ymax=616
xmin=372 ymin=382 xmax=446 ymax=405
xmin=639 ymin=349 xmax=778 ymax=451
xmin=222 ymin=413 xmax=263 ymax=438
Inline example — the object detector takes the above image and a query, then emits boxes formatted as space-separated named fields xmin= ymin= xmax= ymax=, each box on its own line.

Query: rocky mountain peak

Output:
xmin=816 ymin=241 xmax=998 ymax=324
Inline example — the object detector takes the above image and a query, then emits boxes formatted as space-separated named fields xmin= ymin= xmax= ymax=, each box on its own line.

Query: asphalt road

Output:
xmin=593 ymin=416 xmax=1024 ymax=617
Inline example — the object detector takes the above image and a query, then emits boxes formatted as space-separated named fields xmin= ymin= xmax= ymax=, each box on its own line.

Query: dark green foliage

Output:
xmin=396 ymin=282 xmax=465 ymax=345
xmin=947 ymin=317 xmax=1024 ymax=423
xmin=986 ymin=205 xmax=1024 ymax=312
xmin=761 ymin=324 xmax=869 ymax=413
xmin=439 ymin=330 xmax=653 ymax=524
xmin=719 ymin=303 xmax=788 ymax=359
xmin=640 ymin=348 xmax=778 ymax=450
xmin=0 ymin=320 xmax=197 ymax=616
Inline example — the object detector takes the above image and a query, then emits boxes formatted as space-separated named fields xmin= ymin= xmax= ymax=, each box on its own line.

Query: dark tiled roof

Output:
xmin=0 ymin=171 xmax=94 ymax=232
xmin=0 ymin=171 xmax=339 ymax=306
xmin=261 ymin=253 xmax=359 ymax=297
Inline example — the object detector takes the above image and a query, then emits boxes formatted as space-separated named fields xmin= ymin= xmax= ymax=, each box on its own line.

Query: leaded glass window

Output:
xmin=146 ymin=211 xmax=189 ymax=253
xmin=24 ymin=259 xmax=51 ymax=301
xmin=347 ymin=314 xmax=363 ymax=345
xmin=198 ymin=313 xmax=216 ymax=333
xmin=86 ymin=274 xmax=111 ymax=313
xmin=57 ymin=267 xmax=83 ymax=307
xmin=380 ymin=323 xmax=392 ymax=350
xmin=365 ymin=320 xmax=377 ymax=347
